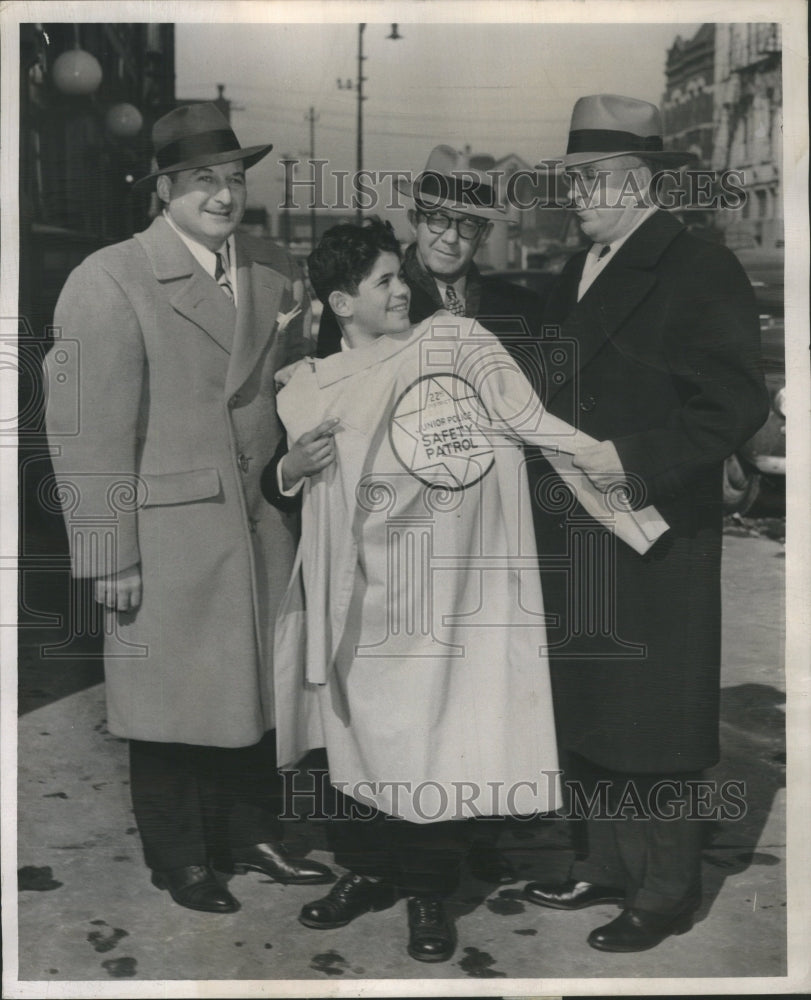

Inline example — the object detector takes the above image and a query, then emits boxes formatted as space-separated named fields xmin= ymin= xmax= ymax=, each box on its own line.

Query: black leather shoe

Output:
xmin=524 ymin=878 xmax=625 ymax=910
xmin=299 ymin=873 xmax=398 ymax=929
xmin=215 ymin=842 xmax=334 ymax=885
xmin=588 ymin=906 xmax=694 ymax=952
xmin=151 ymin=864 xmax=239 ymax=914
xmin=468 ymin=845 xmax=518 ymax=885
xmin=406 ymin=895 xmax=455 ymax=963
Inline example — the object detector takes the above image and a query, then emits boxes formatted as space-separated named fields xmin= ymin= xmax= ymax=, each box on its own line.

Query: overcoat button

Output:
xmin=228 ymin=393 xmax=241 ymax=409
xmin=238 ymin=453 xmax=251 ymax=473
xmin=579 ymin=394 xmax=597 ymax=412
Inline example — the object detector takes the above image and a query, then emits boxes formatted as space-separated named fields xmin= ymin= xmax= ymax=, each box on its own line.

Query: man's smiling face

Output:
xmin=410 ymin=209 xmax=491 ymax=283
xmin=159 ymin=161 xmax=247 ymax=250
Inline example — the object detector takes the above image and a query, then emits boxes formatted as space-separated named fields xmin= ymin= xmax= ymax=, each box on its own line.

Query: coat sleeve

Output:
xmin=455 ymin=322 xmax=669 ymax=554
xmin=44 ymin=257 xmax=145 ymax=578
xmin=260 ymin=435 xmax=301 ymax=514
xmin=454 ymin=321 xmax=590 ymax=451
xmin=612 ymin=243 xmax=770 ymax=504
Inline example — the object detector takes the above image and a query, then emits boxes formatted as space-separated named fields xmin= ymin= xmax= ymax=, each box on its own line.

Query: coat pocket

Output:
xmin=139 ymin=468 xmax=222 ymax=507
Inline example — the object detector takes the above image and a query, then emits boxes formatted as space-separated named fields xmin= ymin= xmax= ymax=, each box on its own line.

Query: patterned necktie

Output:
xmin=214 ymin=250 xmax=234 ymax=302
xmin=444 ymin=284 xmax=465 ymax=316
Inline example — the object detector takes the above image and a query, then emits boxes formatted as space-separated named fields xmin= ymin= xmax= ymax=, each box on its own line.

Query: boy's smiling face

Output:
xmin=345 ymin=251 xmax=412 ymax=340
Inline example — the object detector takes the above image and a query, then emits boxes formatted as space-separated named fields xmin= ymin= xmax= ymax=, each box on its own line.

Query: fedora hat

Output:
xmin=544 ymin=94 xmax=697 ymax=169
xmin=396 ymin=145 xmax=507 ymax=221
xmin=135 ymin=103 xmax=272 ymax=186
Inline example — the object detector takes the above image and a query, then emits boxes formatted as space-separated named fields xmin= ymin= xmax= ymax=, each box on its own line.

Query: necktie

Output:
xmin=214 ymin=250 xmax=234 ymax=302
xmin=598 ymin=244 xmax=611 ymax=259
xmin=444 ymin=284 xmax=465 ymax=316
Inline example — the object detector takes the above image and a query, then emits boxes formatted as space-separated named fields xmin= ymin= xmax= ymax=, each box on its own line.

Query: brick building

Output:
xmin=662 ymin=23 xmax=716 ymax=164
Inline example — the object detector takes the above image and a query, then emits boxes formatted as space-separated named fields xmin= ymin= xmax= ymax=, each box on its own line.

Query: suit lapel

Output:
xmin=560 ymin=264 xmax=657 ymax=370
xmin=170 ymin=275 xmax=236 ymax=355
xmin=546 ymin=211 xmax=684 ymax=403
xmin=135 ymin=216 xmax=236 ymax=355
xmin=225 ymin=238 xmax=287 ymax=397
xmin=544 ymin=251 xmax=585 ymax=327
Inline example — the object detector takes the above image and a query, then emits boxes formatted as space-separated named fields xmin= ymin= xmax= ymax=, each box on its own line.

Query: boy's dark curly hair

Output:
xmin=307 ymin=216 xmax=401 ymax=304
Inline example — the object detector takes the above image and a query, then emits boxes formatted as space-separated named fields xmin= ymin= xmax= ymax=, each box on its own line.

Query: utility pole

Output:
xmin=356 ymin=23 xmax=366 ymax=225
xmin=338 ymin=24 xmax=401 ymax=227
xmin=305 ymin=106 xmax=319 ymax=248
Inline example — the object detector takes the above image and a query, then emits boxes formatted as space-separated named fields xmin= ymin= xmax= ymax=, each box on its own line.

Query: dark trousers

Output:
xmin=564 ymin=751 xmax=705 ymax=915
xmin=326 ymin=789 xmax=471 ymax=897
xmin=129 ymin=731 xmax=284 ymax=871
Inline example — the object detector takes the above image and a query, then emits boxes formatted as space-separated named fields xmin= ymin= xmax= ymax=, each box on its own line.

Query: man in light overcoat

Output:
xmin=44 ymin=103 xmax=332 ymax=914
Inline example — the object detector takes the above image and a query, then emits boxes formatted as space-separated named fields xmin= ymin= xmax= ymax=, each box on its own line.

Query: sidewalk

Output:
xmin=11 ymin=533 xmax=787 ymax=991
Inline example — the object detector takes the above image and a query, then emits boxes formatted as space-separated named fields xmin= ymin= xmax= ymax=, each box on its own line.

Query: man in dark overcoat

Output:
xmin=523 ymin=95 xmax=770 ymax=951
xmin=44 ymin=103 xmax=332 ymax=914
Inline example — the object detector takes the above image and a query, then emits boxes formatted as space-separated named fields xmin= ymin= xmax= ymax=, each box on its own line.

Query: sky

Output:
xmin=176 ymin=20 xmax=702 ymax=237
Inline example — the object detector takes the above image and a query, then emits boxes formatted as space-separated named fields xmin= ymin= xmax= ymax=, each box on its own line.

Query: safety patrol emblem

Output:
xmin=389 ymin=374 xmax=495 ymax=490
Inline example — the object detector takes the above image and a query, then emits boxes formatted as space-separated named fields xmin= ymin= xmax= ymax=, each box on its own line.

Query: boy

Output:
xmin=266 ymin=219 xmax=664 ymax=962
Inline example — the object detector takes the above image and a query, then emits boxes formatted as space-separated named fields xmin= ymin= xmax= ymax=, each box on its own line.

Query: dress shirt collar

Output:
xmin=590 ymin=204 xmax=659 ymax=263
xmin=163 ymin=211 xmax=238 ymax=304
xmin=577 ymin=205 xmax=658 ymax=301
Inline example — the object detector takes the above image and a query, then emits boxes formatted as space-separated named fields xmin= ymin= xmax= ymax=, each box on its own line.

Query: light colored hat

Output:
xmin=397 ymin=145 xmax=507 ymax=220
xmin=135 ymin=103 xmax=272 ymax=186
xmin=547 ymin=94 xmax=697 ymax=169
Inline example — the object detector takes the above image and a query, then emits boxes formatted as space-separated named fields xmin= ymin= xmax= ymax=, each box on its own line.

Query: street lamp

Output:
xmin=105 ymin=103 xmax=143 ymax=138
xmin=51 ymin=24 xmax=103 ymax=96
xmin=355 ymin=23 xmax=402 ymax=224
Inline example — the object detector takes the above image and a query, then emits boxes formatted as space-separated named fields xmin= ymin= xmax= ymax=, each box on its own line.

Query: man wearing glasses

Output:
xmin=316 ymin=146 xmax=544 ymax=383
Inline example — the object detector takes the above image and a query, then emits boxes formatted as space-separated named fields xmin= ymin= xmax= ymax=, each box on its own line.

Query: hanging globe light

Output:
xmin=52 ymin=48 xmax=102 ymax=95
xmin=105 ymin=102 xmax=143 ymax=138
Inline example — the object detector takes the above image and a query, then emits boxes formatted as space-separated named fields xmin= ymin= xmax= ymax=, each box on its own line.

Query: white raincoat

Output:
xmin=274 ymin=313 xmax=665 ymax=822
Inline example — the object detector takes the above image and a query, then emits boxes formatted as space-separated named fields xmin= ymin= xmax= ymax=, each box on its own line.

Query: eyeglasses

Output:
xmin=421 ymin=211 xmax=487 ymax=241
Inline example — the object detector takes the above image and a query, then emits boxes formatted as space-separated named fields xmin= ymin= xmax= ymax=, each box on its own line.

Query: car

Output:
xmin=722 ymin=246 xmax=785 ymax=514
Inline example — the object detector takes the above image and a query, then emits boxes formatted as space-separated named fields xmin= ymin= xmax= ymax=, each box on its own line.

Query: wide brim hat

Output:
xmin=540 ymin=94 xmax=698 ymax=170
xmin=396 ymin=144 xmax=507 ymax=221
xmin=134 ymin=102 xmax=272 ymax=187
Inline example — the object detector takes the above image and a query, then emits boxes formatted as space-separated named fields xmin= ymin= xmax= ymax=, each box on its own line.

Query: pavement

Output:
xmin=8 ymin=531 xmax=790 ymax=995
